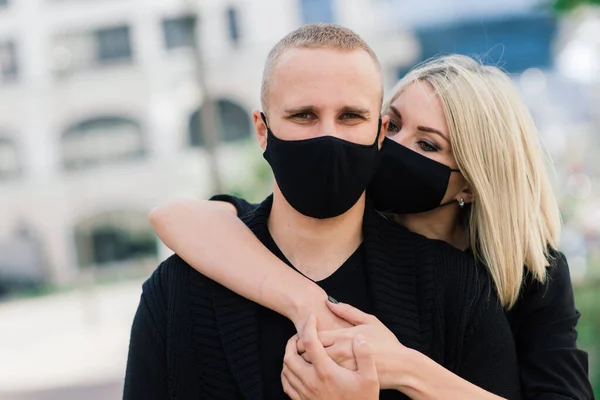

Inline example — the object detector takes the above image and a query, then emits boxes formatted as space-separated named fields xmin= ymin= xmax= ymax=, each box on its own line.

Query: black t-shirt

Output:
xmin=258 ymin=227 xmax=371 ymax=400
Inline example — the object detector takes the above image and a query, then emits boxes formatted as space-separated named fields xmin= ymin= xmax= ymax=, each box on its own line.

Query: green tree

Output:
xmin=548 ymin=0 xmax=600 ymax=13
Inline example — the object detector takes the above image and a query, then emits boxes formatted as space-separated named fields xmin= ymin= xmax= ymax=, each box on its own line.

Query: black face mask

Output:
xmin=368 ymin=138 xmax=461 ymax=214
xmin=261 ymin=113 xmax=382 ymax=219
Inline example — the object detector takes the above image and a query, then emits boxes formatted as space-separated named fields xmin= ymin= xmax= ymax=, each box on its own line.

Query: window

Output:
xmin=226 ymin=7 xmax=240 ymax=46
xmin=0 ymin=136 xmax=20 ymax=179
xmin=163 ymin=15 xmax=197 ymax=50
xmin=300 ymin=0 xmax=334 ymax=24
xmin=73 ymin=210 xmax=158 ymax=268
xmin=96 ymin=26 xmax=132 ymax=63
xmin=189 ymin=99 xmax=252 ymax=147
xmin=0 ymin=41 xmax=18 ymax=83
xmin=61 ymin=116 xmax=145 ymax=170
xmin=52 ymin=25 xmax=133 ymax=72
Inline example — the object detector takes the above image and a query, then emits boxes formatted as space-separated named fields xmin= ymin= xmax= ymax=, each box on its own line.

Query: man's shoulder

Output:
xmin=409 ymin=237 xmax=496 ymax=319
xmin=141 ymin=254 xmax=215 ymax=309
xmin=426 ymin=239 xmax=490 ymax=286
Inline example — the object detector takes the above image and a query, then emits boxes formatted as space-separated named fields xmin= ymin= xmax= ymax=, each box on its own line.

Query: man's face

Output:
xmin=254 ymin=47 xmax=387 ymax=147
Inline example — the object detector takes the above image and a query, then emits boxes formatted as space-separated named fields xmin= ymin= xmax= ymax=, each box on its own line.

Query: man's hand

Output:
xmin=281 ymin=314 xmax=379 ymax=400
xmin=298 ymin=301 xmax=408 ymax=389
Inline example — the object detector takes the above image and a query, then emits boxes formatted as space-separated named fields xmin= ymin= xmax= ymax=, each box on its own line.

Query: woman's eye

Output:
xmin=418 ymin=140 xmax=439 ymax=152
xmin=387 ymin=120 xmax=401 ymax=136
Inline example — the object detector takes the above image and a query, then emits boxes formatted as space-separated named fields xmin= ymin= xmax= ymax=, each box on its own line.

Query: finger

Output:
xmin=300 ymin=314 xmax=335 ymax=374
xmin=300 ymin=349 xmax=313 ymax=364
xmin=298 ymin=329 xmax=349 ymax=353
xmin=281 ymin=369 xmax=302 ymax=400
xmin=353 ymin=334 xmax=378 ymax=381
xmin=324 ymin=343 xmax=358 ymax=371
xmin=326 ymin=301 xmax=373 ymax=326
xmin=316 ymin=329 xmax=352 ymax=348
xmin=284 ymin=335 xmax=313 ymax=380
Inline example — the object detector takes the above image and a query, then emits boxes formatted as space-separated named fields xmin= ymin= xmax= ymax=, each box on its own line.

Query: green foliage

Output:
xmin=574 ymin=282 xmax=600 ymax=394
xmin=548 ymin=0 xmax=600 ymax=13
xmin=222 ymin=139 xmax=273 ymax=203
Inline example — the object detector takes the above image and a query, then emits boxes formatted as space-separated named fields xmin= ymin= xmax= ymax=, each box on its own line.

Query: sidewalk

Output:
xmin=0 ymin=279 xmax=144 ymax=397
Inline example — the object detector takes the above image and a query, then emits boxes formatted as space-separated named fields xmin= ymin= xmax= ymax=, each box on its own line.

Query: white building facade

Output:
xmin=0 ymin=0 xmax=417 ymax=287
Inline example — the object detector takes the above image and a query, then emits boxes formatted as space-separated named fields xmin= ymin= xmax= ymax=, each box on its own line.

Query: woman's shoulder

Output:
xmin=508 ymin=250 xmax=577 ymax=323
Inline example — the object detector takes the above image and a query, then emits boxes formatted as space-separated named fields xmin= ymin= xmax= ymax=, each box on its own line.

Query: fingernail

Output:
xmin=327 ymin=295 xmax=339 ymax=304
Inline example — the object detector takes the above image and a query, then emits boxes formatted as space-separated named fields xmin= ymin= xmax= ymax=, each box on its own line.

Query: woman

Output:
xmin=151 ymin=55 xmax=592 ymax=399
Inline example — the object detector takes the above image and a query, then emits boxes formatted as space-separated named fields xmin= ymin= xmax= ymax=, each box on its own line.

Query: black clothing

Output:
xmin=259 ymin=226 xmax=370 ymax=400
xmin=124 ymin=196 xmax=522 ymax=399
xmin=214 ymin=194 xmax=593 ymax=399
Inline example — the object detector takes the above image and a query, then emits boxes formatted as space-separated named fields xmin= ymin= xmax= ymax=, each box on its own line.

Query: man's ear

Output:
xmin=253 ymin=110 xmax=268 ymax=151
xmin=378 ymin=115 xmax=390 ymax=149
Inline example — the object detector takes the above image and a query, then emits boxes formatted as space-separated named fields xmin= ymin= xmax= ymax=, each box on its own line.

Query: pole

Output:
xmin=188 ymin=2 xmax=223 ymax=194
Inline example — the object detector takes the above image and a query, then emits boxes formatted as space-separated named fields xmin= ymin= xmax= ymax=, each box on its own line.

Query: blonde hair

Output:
xmin=261 ymin=23 xmax=382 ymax=111
xmin=385 ymin=55 xmax=562 ymax=308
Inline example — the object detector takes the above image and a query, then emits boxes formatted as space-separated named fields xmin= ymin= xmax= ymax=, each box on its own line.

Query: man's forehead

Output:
xmin=268 ymin=47 xmax=382 ymax=112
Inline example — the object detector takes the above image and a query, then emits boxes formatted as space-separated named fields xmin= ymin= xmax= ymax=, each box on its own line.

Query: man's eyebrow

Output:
xmin=283 ymin=106 xmax=317 ymax=115
xmin=339 ymin=106 xmax=370 ymax=116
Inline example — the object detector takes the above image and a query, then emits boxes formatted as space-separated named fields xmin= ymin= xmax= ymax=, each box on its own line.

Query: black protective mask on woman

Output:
xmin=367 ymin=138 xmax=461 ymax=214
xmin=261 ymin=112 xmax=382 ymax=219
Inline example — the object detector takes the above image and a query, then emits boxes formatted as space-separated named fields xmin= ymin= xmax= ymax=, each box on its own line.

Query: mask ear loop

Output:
xmin=260 ymin=112 xmax=269 ymax=129
xmin=437 ymin=170 xmax=464 ymax=208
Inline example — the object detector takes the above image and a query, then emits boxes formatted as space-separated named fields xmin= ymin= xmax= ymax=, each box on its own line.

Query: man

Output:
xmin=124 ymin=24 xmax=520 ymax=399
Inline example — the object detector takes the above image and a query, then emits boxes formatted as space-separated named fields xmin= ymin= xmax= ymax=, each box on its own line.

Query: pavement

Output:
xmin=0 ymin=280 xmax=144 ymax=399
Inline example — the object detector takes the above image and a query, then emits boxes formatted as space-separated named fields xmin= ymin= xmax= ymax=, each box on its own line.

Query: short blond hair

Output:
xmin=385 ymin=55 xmax=561 ymax=308
xmin=261 ymin=23 xmax=382 ymax=111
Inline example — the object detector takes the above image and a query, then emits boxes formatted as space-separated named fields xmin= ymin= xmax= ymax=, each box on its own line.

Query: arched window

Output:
xmin=0 ymin=136 xmax=20 ymax=180
xmin=189 ymin=99 xmax=252 ymax=147
xmin=61 ymin=116 xmax=145 ymax=170
xmin=73 ymin=210 xmax=157 ymax=268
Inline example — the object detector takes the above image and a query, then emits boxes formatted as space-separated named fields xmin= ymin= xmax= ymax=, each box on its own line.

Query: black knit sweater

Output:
xmin=124 ymin=197 xmax=522 ymax=399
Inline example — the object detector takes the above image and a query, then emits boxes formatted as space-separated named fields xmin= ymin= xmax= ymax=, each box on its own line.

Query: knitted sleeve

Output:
xmin=123 ymin=262 xmax=170 ymax=399
xmin=508 ymin=252 xmax=593 ymax=399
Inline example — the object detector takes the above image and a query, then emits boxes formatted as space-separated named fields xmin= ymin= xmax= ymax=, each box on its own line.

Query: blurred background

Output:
xmin=0 ymin=0 xmax=598 ymax=398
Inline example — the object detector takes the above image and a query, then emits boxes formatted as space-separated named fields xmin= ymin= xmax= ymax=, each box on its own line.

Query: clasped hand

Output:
xmin=281 ymin=300 xmax=407 ymax=399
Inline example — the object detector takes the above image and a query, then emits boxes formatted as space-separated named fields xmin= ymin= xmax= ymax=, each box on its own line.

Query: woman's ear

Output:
xmin=458 ymin=184 xmax=474 ymax=205
xmin=253 ymin=110 xmax=268 ymax=151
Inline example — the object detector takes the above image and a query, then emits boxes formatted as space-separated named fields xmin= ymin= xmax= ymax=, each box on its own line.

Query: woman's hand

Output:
xmin=281 ymin=314 xmax=379 ymax=400
xmin=291 ymin=295 xmax=352 ymax=335
xmin=297 ymin=301 xmax=409 ymax=390
xmin=299 ymin=304 xmax=507 ymax=400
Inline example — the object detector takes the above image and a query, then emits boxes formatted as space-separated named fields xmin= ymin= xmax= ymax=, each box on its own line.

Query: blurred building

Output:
xmin=0 ymin=0 xmax=418 ymax=289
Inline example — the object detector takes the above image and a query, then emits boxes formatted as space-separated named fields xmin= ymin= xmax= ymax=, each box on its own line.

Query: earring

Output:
xmin=459 ymin=198 xmax=465 ymax=208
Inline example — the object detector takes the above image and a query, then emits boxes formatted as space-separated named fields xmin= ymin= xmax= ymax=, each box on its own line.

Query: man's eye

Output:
xmin=293 ymin=113 xmax=313 ymax=120
xmin=340 ymin=113 xmax=362 ymax=120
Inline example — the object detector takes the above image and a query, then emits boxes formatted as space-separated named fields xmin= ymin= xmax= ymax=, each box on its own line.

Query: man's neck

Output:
xmin=268 ymin=190 xmax=365 ymax=281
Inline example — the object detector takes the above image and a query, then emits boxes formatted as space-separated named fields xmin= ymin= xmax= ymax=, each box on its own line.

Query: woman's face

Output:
xmin=384 ymin=81 xmax=471 ymax=207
